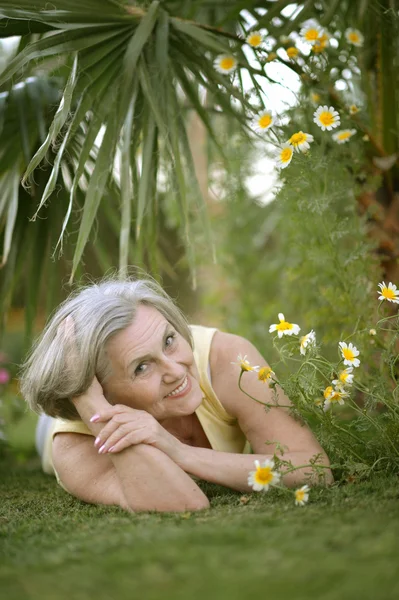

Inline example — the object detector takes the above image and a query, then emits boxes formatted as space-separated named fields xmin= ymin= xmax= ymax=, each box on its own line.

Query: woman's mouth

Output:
xmin=165 ymin=375 xmax=191 ymax=398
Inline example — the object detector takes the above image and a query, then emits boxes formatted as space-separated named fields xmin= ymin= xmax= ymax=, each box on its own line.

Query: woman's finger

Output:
xmin=107 ymin=432 xmax=144 ymax=454
xmin=96 ymin=420 xmax=145 ymax=453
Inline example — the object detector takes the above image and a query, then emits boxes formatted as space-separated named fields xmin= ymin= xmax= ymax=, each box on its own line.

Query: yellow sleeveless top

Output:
xmin=41 ymin=325 xmax=251 ymax=481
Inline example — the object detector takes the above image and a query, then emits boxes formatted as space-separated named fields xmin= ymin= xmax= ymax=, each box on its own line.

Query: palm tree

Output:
xmin=0 ymin=0 xmax=397 ymax=342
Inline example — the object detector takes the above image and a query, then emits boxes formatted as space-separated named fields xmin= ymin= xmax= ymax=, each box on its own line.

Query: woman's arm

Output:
xmin=173 ymin=331 xmax=333 ymax=492
xmin=61 ymin=384 xmax=210 ymax=512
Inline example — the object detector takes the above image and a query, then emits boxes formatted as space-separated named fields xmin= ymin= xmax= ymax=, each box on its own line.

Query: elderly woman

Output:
xmin=22 ymin=276 xmax=332 ymax=513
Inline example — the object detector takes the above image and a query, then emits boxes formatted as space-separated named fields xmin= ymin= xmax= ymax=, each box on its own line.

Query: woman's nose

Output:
xmin=161 ymin=357 xmax=185 ymax=383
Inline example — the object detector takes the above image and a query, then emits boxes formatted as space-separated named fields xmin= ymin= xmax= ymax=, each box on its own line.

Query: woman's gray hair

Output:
xmin=20 ymin=275 xmax=193 ymax=420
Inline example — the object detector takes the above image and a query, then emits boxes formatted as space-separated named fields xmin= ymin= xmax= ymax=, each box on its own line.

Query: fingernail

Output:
xmin=90 ymin=414 xmax=100 ymax=423
xmin=108 ymin=446 xmax=115 ymax=453
xmin=94 ymin=437 xmax=101 ymax=447
xmin=99 ymin=444 xmax=106 ymax=454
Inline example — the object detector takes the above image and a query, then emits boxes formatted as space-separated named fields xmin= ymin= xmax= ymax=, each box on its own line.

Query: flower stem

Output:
xmin=238 ymin=372 xmax=292 ymax=408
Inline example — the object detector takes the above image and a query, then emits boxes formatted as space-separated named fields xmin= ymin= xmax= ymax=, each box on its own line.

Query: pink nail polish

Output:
xmin=99 ymin=444 xmax=106 ymax=454
xmin=90 ymin=414 xmax=100 ymax=423
xmin=94 ymin=437 xmax=101 ymax=447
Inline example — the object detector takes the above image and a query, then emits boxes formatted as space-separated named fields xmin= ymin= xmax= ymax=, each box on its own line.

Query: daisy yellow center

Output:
xmin=350 ymin=105 xmax=358 ymax=113
xmin=342 ymin=347 xmax=355 ymax=361
xmin=219 ymin=57 xmax=235 ymax=71
xmin=312 ymin=93 xmax=320 ymax=102
xmin=280 ymin=148 xmax=293 ymax=163
xmin=255 ymin=467 xmax=273 ymax=485
xmin=338 ymin=131 xmax=351 ymax=140
xmin=258 ymin=114 xmax=272 ymax=129
xmin=339 ymin=372 xmax=349 ymax=383
xmin=381 ymin=287 xmax=396 ymax=300
xmin=287 ymin=47 xmax=298 ymax=57
xmin=324 ymin=386 xmax=333 ymax=399
xmin=319 ymin=111 xmax=335 ymax=126
xmin=295 ymin=489 xmax=305 ymax=501
xmin=305 ymin=29 xmax=320 ymax=41
xmin=276 ymin=319 xmax=293 ymax=331
xmin=312 ymin=40 xmax=327 ymax=53
xmin=348 ymin=32 xmax=360 ymax=43
xmin=248 ymin=34 xmax=262 ymax=47
xmin=330 ymin=392 xmax=342 ymax=403
xmin=258 ymin=367 xmax=272 ymax=381
xmin=290 ymin=132 xmax=307 ymax=146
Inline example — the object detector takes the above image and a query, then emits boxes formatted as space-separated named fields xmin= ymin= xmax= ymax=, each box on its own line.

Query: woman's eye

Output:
xmin=165 ymin=333 xmax=175 ymax=347
xmin=135 ymin=363 xmax=147 ymax=375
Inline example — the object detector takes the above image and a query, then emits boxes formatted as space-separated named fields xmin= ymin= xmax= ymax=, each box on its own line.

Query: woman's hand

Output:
xmin=91 ymin=405 xmax=184 ymax=462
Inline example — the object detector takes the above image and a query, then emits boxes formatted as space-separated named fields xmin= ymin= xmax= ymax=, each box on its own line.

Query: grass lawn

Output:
xmin=1 ymin=456 xmax=399 ymax=600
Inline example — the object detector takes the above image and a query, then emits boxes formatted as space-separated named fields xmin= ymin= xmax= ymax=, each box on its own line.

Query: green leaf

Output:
xmin=116 ymin=0 xmax=160 ymax=126
xmin=55 ymin=62 xmax=122 ymax=256
xmin=22 ymin=54 xmax=78 ymax=185
xmin=70 ymin=103 xmax=121 ymax=281
xmin=136 ymin=113 xmax=157 ymax=238
xmin=119 ymin=88 xmax=136 ymax=277
xmin=1 ymin=166 xmax=19 ymax=267
xmin=170 ymin=18 xmax=231 ymax=54
xmin=0 ymin=25 xmax=125 ymax=86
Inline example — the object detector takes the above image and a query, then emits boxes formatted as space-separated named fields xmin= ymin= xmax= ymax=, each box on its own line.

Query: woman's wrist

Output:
xmin=72 ymin=392 xmax=111 ymax=432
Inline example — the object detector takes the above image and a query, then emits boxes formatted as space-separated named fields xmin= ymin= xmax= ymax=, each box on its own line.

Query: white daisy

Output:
xmin=349 ymin=104 xmax=359 ymax=115
xmin=300 ymin=21 xmax=324 ymax=43
xmin=295 ymin=484 xmax=310 ymax=506
xmin=248 ymin=459 xmax=281 ymax=492
xmin=213 ymin=54 xmax=237 ymax=74
xmin=313 ymin=105 xmax=341 ymax=131
xmin=253 ymin=110 xmax=273 ymax=133
xmin=288 ymin=131 xmax=314 ymax=153
xmin=276 ymin=143 xmax=294 ymax=169
xmin=339 ymin=342 xmax=360 ymax=368
xmin=332 ymin=129 xmax=356 ymax=144
xmin=232 ymin=354 xmax=259 ymax=373
xmin=377 ymin=282 xmax=399 ymax=304
xmin=323 ymin=386 xmax=349 ymax=411
xmin=300 ymin=330 xmax=316 ymax=355
xmin=345 ymin=28 xmax=364 ymax=47
xmin=246 ymin=31 xmax=264 ymax=48
xmin=332 ymin=367 xmax=354 ymax=387
xmin=269 ymin=313 xmax=301 ymax=338
xmin=258 ymin=366 xmax=275 ymax=384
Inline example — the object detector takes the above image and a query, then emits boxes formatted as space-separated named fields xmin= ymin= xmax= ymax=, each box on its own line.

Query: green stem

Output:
xmin=238 ymin=372 xmax=292 ymax=408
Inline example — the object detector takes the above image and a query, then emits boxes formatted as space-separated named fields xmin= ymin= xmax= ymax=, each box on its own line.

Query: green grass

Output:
xmin=1 ymin=457 xmax=399 ymax=600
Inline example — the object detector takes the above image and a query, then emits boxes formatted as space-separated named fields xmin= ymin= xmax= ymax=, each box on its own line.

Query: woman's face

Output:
xmin=103 ymin=304 xmax=203 ymax=422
